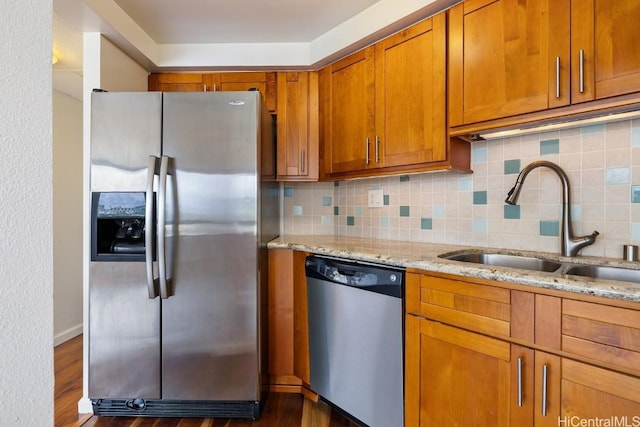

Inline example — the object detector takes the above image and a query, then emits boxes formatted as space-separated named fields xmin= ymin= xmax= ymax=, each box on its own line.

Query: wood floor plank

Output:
xmin=54 ymin=335 xmax=360 ymax=427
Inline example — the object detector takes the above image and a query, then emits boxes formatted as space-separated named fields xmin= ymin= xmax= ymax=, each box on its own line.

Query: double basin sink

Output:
xmin=439 ymin=251 xmax=640 ymax=285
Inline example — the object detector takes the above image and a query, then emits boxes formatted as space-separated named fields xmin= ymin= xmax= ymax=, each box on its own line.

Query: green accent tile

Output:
xmin=354 ymin=206 xmax=363 ymax=216
xmin=633 ymin=127 xmax=640 ymax=147
xmin=421 ymin=218 xmax=433 ymax=230
xmin=504 ymin=159 xmax=521 ymax=175
xmin=334 ymin=206 xmax=339 ymax=215
xmin=540 ymin=220 xmax=560 ymax=237
xmin=504 ymin=204 xmax=520 ymax=219
xmin=322 ymin=196 xmax=332 ymax=206
xmin=473 ymin=191 xmax=488 ymax=205
xmin=400 ymin=206 xmax=410 ymax=217
xmin=383 ymin=195 xmax=390 ymax=206
xmin=284 ymin=187 xmax=294 ymax=197
xmin=473 ymin=218 xmax=487 ymax=233
xmin=458 ymin=176 xmax=472 ymax=191
xmin=633 ymin=186 xmax=640 ymax=203
xmin=399 ymin=175 xmax=410 ymax=182
xmin=292 ymin=206 xmax=303 ymax=216
xmin=540 ymin=139 xmax=560 ymax=155
xmin=321 ymin=216 xmax=332 ymax=225
xmin=347 ymin=216 xmax=355 ymax=226
xmin=380 ymin=217 xmax=390 ymax=227
xmin=473 ymin=146 xmax=488 ymax=163
xmin=606 ymin=167 xmax=630 ymax=185
xmin=582 ymin=124 xmax=605 ymax=134
xmin=433 ymin=205 xmax=445 ymax=218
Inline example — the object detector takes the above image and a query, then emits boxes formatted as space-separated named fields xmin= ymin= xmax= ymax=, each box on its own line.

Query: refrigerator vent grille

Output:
xmin=91 ymin=398 xmax=260 ymax=418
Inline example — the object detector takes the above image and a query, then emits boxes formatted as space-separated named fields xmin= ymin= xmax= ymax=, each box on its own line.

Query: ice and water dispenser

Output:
xmin=91 ymin=192 xmax=152 ymax=261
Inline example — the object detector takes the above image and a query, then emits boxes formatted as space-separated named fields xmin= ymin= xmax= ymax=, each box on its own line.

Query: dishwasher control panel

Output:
xmin=305 ymin=256 xmax=404 ymax=297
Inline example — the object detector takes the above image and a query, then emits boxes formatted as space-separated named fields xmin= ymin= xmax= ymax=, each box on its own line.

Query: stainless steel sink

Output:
xmin=564 ymin=265 xmax=640 ymax=284
xmin=440 ymin=252 xmax=563 ymax=273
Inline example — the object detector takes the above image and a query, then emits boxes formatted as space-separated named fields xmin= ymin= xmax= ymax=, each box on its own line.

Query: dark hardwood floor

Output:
xmin=54 ymin=335 xmax=360 ymax=427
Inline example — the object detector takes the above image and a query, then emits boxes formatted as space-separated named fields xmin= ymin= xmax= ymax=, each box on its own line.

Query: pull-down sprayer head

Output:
xmin=504 ymin=180 xmax=524 ymax=205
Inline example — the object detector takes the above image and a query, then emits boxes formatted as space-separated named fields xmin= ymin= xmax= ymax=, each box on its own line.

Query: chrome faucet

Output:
xmin=505 ymin=160 xmax=599 ymax=257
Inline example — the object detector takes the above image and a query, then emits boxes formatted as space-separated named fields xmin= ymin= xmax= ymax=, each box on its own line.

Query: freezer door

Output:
xmin=90 ymin=92 xmax=162 ymax=192
xmin=89 ymin=91 xmax=162 ymax=399
xmin=88 ymin=262 xmax=161 ymax=398
xmin=160 ymin=92 xmax=263 ymax=400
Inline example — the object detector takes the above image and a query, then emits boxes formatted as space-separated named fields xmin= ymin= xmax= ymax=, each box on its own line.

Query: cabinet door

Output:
xmin=148 ymin=73 xmax=212 ymax=92
xmin=324 ymin=46 xmax=376 ymax=174
xmin=375 ymin=14 xmax=447 ymax=169
xmin=449 ymin=0 xmax=571 ymax=125
xmin=571 ymin=0 xmax=640 ymax=104
xmin=561 ymin=358 xmax=640 ymax=421
xmin=405 ymin=315 xmax=512 ymax=426
xmin=266 ymin=249 xmax=310 ymax=391
xmin=217 ymin=72 xmax=277 ymax=112
xmin=276 ymin=72 xmax=319 ymax=181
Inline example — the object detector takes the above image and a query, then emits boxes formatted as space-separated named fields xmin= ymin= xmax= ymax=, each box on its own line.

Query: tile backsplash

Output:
xmin=283 ymin=119 xmax=640 ymax=259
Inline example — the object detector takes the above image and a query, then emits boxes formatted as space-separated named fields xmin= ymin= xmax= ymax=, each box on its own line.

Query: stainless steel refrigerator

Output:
xmin=88 ymin=91 xmax=279 ymax=418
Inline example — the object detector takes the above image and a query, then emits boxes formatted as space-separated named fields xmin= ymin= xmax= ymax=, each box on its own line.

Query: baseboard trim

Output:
xmin=54 ymin=323 xmax=83 ymax=346
xmin=78 ymin=397 xmax=93 ymax=414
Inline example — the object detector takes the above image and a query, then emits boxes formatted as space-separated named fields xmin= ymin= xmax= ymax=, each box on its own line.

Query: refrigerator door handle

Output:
xmin=158 ymin=155 xmax=170 ymax=299
xmin=145 ymin=155 xmax=159 ymax=299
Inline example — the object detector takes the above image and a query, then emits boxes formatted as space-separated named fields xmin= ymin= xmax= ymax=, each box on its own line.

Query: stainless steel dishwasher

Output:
xmin=305 ymin=255 xmax=404 ymax=427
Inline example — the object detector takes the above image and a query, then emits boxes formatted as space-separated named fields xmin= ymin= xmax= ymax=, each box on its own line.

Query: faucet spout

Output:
xmin=504 ymin=160 xmax=599 ymax=257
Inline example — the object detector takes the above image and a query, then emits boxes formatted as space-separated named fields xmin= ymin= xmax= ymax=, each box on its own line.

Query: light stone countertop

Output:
xmin=268 ymin=235 xmax=640 ymax=303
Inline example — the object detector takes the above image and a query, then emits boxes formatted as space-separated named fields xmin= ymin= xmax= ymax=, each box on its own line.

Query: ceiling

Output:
xmin=52 ymin=0 xmax=457 ymax=100
xmin=112 ymin=0 xmax=382 ymax=44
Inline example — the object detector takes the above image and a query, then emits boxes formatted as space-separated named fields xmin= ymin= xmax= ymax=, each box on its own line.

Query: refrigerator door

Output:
xmin=90 ymin=92 xmax=163 ymax=192
xmin=160 ymin=92 xmax=262 ymax=400
xmin=89 ymin=263 xmax=161 ymax=398
xmin=89 ymin=92 xmax=162 ymax=399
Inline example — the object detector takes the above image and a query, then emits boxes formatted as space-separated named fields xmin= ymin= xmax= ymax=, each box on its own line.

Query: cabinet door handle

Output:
xmin=517 ymin=357 xmax=524 ymax=407
xmin=145 ymin=156 xmax=159 ymax=299
xmin=365 ymin=137 xmax=370 ymax=165
xmin=541 ymin=364 xmax=549 ymax=416
xmin=555 ymin=57 xmax=561 ymax=99
xmin=300 ymin=149 xmax=305 ymax=173
xmin=375 ymin=135 xmax=380 ymax=163
xmin=158 ymin=155 xmax=170 ymax=300
xmin=579 ymin=49 xmax=585 ymax=93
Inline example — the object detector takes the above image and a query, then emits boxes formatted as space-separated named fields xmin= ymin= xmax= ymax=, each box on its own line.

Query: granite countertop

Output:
xmin=268 ymin=235 xmax=640 ymax=303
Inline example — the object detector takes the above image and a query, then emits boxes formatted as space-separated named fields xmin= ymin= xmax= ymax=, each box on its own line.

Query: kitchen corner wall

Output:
xmin=283 ymin=119 xmax=640 ymax=259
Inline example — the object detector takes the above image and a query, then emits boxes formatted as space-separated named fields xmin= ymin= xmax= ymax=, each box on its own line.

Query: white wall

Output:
xmin=53 ymin=90 xmax=84 ymax=346
xmin=0 ymin=0 xmax=54 ymax=425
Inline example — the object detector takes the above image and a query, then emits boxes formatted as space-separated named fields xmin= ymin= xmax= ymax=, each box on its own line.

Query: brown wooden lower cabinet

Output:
xmin=405 ymin=314 xmax=513 ymax=426
xmin=560 ymin=358 xmax=640 ymax=422
xmin=267 ymin=249 xmax=311 ymax=393
xmin=406 ymin=269 xmax=640 ymax=426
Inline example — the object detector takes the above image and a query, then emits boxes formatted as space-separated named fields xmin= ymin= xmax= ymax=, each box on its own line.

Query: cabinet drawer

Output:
xmin=406 ymin=273 xmax=511 ymax=337
xmin=562 ymin=299 xmax=640 ymax=373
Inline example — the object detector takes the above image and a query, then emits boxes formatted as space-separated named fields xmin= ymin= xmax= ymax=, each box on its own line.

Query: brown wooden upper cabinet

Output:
xmin=149 ymin=72 xmax=277 ymax=112
xmin=321 ymin=13 xmax=470 ymax=179
xmin=276 ymin=72 xmax=319 ymax=181
xmin=449 ymin=0 xmax=640 ymax=133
